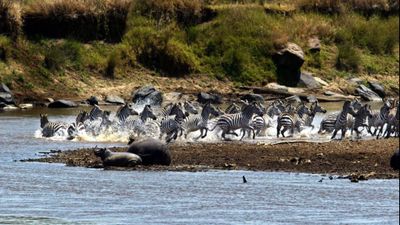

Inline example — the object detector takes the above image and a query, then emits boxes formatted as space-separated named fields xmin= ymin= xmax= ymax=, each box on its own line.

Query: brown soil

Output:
xmin=24 ymin=138 xmax=400 ymax=180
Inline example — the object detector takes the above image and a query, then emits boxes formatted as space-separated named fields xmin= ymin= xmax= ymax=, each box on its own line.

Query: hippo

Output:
xmin=390 ymin=149 xmax=400 ymax=170
xmin=94 ymin=147 xmax=142 ymax=167
xmin=127 ymin=138 xmax=171 ymax=166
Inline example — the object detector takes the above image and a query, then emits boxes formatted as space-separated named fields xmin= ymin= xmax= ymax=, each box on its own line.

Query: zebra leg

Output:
xmin=202 ymin=128 xmax=208 ymax=139
xmin=281 ymin=127 xmax=288 ymax=138
xmin=341 ymin=128 xmax=346 ymax=140
xmin=331 ymin=129 xmax=338 ymax=139
xmin=277 ymin=124 xmax=281 ymax=138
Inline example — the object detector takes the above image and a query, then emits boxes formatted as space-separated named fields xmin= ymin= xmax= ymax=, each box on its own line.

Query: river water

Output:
xmin=0 ymin=106 xmax=399 ymax=224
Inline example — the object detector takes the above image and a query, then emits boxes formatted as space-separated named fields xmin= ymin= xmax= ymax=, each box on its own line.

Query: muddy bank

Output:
xmin=24 ymin=139 xmax=399 ymax=179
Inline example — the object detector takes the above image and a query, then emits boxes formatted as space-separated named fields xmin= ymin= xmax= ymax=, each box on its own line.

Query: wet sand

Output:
xmin=24 ymin=138 xmax=399 ymax=180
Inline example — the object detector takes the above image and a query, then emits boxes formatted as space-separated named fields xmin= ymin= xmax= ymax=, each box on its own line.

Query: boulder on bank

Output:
xmin=132 ymin=86 xmax=163 ymax=106
xmin=48 ymin=99 xmax=78 ymax=108
xmin=0 ymin=83 xmax=15 ymax=105
xmin=368 ymin=81 xmax=385 ymax=98
xmin=298 ymin=72 xmax=321 ymax=89
xmin=105 ymin=95 xmax=125 ymax=105
xmin=273 ymin=43 xmax=305 ymax=87
xmin=355 ymin=85 xmax=382 ymax=102
xmin=240 ymin=94 xmax=264 ymax=103
xmin=86 ymin=96 xmax=99 ymax=106
xmin=128 ymin=138 xmax=171 ymax=166
xmin=197 ymin=92 xmax=222 ymax=104
xmin=164 ymin=92 xmax=183 ymax=103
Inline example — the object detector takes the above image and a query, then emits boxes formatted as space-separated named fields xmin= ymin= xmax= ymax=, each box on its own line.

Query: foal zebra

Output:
xmin=210 ymin=102 xmax=263 ymax=140
xmin=40 ymin=114 xmax=69 ymax=137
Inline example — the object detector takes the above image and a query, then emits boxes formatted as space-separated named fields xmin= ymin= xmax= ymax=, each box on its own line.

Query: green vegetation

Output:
xmin=0 ymin=0 xmax=398 ymax=98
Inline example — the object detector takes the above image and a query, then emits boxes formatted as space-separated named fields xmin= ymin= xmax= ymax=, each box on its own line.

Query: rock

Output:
xmin=164 ymin=92 xmax=183 ymax=103
xmin=265 ymin=82 xmax=288 ymax=92
xmin=132 ymin=86 xmax=163 ymax=106
xmin=2 ymin=105 xmax=19 ymax=110
xmin=127 ymin=138 xmax=171 ymax=166
xmin=285 ymin=95 xmax=302 ymax=104
xmin=197 ymin=92 xmax=222 ymax=104
xmin=390 ymin=149 xmax=400 ymax=170
xmin=240 ymin=94 xmax=264 ymax=103
xmin=48 ymin=100 xmax=78 ymax=108
xmin=368 ymin=81 xmax=385 ymax=98
xmin=105 ymin=95 xmax=125 ymax=105
xmin=348 ymin=78 xmax=364 ymax=85
xmin=298 ymin=72 xmax=321 ymax=89
xmin=0 ymin=102 xmax=6 ymax=108
xmin=313 ymin=77 xmax=329 ymax=86
xmin=86 ymin=96 xmax=99 ymax=106
xmin=46 ymin=98 xmax=54 ymax=103
xmin=355 ymin=85 xmax=382 ymax=102
xmin=19 ymin=103 xmax=33 ymax=109
xmin=273 ymin=42 xmax=305 ymax=87
xmin=0 ymin=92 xmax=15 ymax=105
xmin=308 ymin=37 xmax=321 ymax=52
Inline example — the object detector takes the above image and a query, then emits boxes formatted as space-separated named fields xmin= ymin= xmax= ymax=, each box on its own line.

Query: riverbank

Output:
xmin=24 ymin=138 xmax=399 ymax=180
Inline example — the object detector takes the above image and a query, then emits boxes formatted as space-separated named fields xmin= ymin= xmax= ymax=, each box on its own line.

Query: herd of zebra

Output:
xmin=39 ymin=97 xmax=399 ymax=143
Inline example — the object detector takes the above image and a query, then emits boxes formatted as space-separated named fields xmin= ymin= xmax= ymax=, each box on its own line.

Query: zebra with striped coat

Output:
xmin=277 ymin=103 xmax=311 ymax=138
xmin=182 ymin=102 xmax=221 ymax=139
xmin=40 ymin=114 xmax=69 ymax=137
xmin=210 ymin=102 xmax=264 ymax=140
xmin=159 ymin=104 xmax=187 ymax=143
xmin=331 ymin=101 xmax=356 ymax=140
xmin=351 ymin=104 xmax=373 ymax=138
xmin=367 ymin=101 xmax=391 ymax=138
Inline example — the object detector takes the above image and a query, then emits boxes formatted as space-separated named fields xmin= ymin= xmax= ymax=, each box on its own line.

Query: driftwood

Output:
xmin=240 ymin=86 xmax=355 ymax=102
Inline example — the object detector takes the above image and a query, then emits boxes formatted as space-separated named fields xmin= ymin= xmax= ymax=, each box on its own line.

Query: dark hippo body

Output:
xmin=128 ymin=138 xmax=171 ymax=166
xmin=390 ymin=149 xmax=400 ymax=170
xmin=94 ymin=148 xmax=142 ymax=167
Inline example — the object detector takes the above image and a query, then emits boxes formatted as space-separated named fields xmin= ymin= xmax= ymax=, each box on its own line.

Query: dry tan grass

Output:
xmin=0 ymin=0 xmax=23 ymax=39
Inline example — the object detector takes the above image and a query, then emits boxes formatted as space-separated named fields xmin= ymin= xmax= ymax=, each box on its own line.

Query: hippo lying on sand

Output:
xmin=390 ymin=149 xmax=400 ymax=170
xmin=94 ymin=147 xmax=142 ymax=167
xmin=128 ymin=138 xmax=171 ymax=166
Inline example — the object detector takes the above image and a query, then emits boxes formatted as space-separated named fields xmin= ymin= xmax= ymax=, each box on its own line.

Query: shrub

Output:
xmin=105 ymin=51 xmax=119 ymax=78
xmin=0 ymin=0 xmax=22 ymax=40
xmin=43 ymin=40 xmax=83 ymax=71
xmin=336 ymin=43 xmax=360 ymax=72
xmin=0 ymin=35 xmax=11 ymax=61
xmin=296 ymin=0 xmax=344 ymax=14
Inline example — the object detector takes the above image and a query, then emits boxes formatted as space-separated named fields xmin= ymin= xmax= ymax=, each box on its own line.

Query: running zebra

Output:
xmin=304 ymin=101 xmax=327 ymax=128
xmin=385 ymin=101 xmax=399 ymax=138
xmin=331 ymin=101 xmax=356 ymax=140
xmin=367 ymin=101 xmax=391 ymax=138
xmin=276 ymin=103 xmax=311 ymax=138
xmin=159 ymin=104 xmax=187 ymax=143
xmin=319 ymin=100 xmax=359 ymax=134
xmin=40 ymin=114 xmax=69 ymax=137
xmin=225 ymin=103 xmax=241 ymax=114
xmin=182 ymin=102 xmax=221 ymax=139
xmin=351 ymin=104 xmax=372 ymax=138
xmin=116 ymin=103 xmax=138 ymax=125
xmin=129 ymin=105 xmax=157 ymax=136
xmin=210 ymin=102 xmax=263 ymax=140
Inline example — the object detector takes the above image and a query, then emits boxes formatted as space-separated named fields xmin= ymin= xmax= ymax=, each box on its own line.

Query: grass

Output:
xmin=0 ymin=0 xmax=398 ymax=98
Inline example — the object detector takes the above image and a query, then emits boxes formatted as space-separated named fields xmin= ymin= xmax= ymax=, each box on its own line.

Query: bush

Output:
xmin=336 ymin=43 xmax=361 ymax=72
xmin=43 ymin=40 xmax=83 ymax=71
xmin=0 ymin=0 xmax=22 ymax=40
xmin=105 ymin=51 xmax=119 ymax=78
xmin=0 ymin=35 xmax=11 ymax=61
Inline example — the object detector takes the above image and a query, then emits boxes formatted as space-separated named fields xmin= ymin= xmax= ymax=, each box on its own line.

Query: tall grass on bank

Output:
xmin=23 ymin=0 xmax=131 ymax=42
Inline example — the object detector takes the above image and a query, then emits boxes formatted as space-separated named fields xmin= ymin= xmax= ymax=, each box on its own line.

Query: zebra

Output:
xmin=183 ymin=101 xmax=198 ymax=115
xmin=116 ymin=103 xmax=138 ymax=125
xmin=265 ymin=101 xmax=282 ymax=118
xmin=304 ymin=101 xmax=327 ymax=128
xmin=319 ymin=99 xmax=359 ymax=134
xmin=276 ymin=103 xmax=311 ymax=138
xmin=331 ymin=101 xmax=356 ymax=140
xmin=351 ymin=104 xmax=373 ymax=138
xmin=159 ymin=103 xmax=187 ymax=143
xmin=182 ymin=102 xmax=221 ymax=139
xmin=367 ymin=101 xmax=391 ymax=139
xmin=210 ymin=102 xmax=264 ymax=140
xmin=88 ymin=105 xmax=104 ymax=121
xmin=40 ymin=114 xmax=69 ymax=137
xmin=385 ymin=101 xmax=399 ymax=138
xmin=129 ymin=105 xmax=157 ymax=136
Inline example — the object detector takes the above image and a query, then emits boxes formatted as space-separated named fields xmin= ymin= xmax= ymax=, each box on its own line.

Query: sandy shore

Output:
xmin=24 ymin=138 xmax=399 ymax=180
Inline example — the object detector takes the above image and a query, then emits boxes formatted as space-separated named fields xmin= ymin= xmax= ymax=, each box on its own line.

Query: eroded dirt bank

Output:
xmin=24 ymin=138 xmax=399 ymax=179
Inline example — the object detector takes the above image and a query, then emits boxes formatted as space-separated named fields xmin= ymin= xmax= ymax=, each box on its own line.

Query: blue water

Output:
xmin=0 ymin=108 xmax=399 ymax=224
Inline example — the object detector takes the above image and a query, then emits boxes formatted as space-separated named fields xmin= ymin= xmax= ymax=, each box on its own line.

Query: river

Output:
xmin=0 ymin=106 xmax=398 ymax=224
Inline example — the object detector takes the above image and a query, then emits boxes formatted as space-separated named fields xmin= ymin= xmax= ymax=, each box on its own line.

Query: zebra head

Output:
xmin=76 ymin=110 xmax=88 ymax=124
xmin=141 ymin=105 xmax=157 ymax=121
xmin=311 ymin=102 xmax=327 ymax=115
xmin=184 ymin=101 xmax=198 ymax=115
xmin=40 ymin=114 xmax=49 ymax=128
xmin=170 ymin=103 xmax=187 ymax=119
xmin=242 ymin=102 xmax=263 ymax=118
xmin=101 ymin=111 xmax=112 ymax=126
xmin=202 ymin=102 xmax=221 ymax=118
xmin=351 ymin=98 xmax=362 ymax=112
xmin=117 ymin=103 xmax=138 ymax=122
xmin=361 ymin=104 xmax=373 ymax=118
xmin=296 ymin=103 xmax=312 ymax=118
xmin=343 ymin=101 xmax=356 ymax=115
xmin=266 ymin=102 xmax=282 ymax=117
